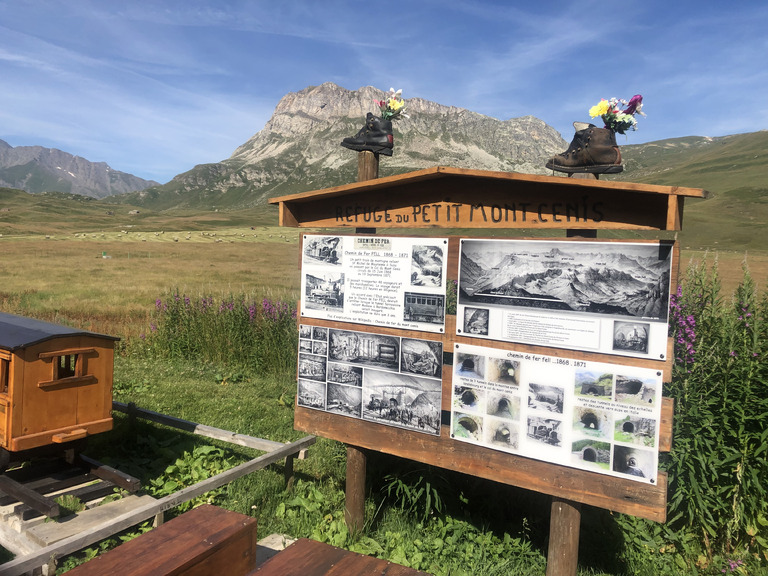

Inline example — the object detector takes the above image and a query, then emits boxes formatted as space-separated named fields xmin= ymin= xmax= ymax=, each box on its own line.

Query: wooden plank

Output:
xmin=660 ymin=397 xmax=674 ymax=452
xmin=112 ymin=402 xmax=292 ymax=453
xmin=37 ymin=348 xmax=96 ymax=360
xmin=38 ymin=375 xmax=97 ymax=390
xmin=0 ymin=476 xmax=59 ymax=518
xmin=77 ymin=453 xmax=141 ymax=492
xmin=295 ymin=407 xmax=667 ymax=522
xmin=0 ymin=436 xmax=316 ymax=576
xmin=250 ymin=538 xmax=431 ymax=575
xmin=269 ymin=166 xmax=709 ymax=204
xmin=0 ymin=468 xmax=94 ymax=507
xmin=13 ymin=481 xmax=117 ymax=521
xmin=52 ymin=428 xmax=88 ymax=442
xmin=65 ymin=504 xmax=257 ymax=576
xmin=269 ymin=166 xmax=707 ymax=230
xmin=25 ymin=494 xmax=157 ymax=548
xmin=9 ymin=418 xmax=112 ymax=452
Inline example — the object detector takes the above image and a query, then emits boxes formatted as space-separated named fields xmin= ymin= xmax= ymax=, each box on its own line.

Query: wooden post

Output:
xmin=343 ymin=149 xmax=380 ymax=533
xmin=344 ymin=445 xmax=366 ymax=532
xmin=357 ymin=150 xmax=379 ymax=181
xmin=546 ymin=497 xmax=582 ymax=576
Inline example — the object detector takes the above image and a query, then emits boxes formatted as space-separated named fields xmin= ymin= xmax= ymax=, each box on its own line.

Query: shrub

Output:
xmin=139 ymin=292 xmax=297 ymax=377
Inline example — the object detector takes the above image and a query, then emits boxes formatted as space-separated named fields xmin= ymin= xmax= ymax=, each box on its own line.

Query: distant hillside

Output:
xmin=616 ymin=131 xmax=768 ymax=252
xmin=0 ymin=139 xmax=158 ymax=199
xmin=616 ymin=131 xmax=767 ymax=191
xmin=113 ymin=82 xmax=567 ymax=211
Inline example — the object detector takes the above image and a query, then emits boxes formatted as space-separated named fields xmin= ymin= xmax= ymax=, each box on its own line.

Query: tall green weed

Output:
xmin=136 ymin=292 xmax=297 ymax=377
xmin=658 ymin=259 xmax=768 ymax=566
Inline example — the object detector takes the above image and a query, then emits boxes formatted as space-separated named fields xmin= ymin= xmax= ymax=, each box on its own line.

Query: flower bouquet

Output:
xmin=375 ymin=87 xmax=408 ymax=121
xmin=589 ymin=95 xmax=645 ymax=135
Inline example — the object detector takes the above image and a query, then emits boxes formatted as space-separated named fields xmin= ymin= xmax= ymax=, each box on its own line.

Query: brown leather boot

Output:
xmin=546 ymin=122 xmax=623 ymax=174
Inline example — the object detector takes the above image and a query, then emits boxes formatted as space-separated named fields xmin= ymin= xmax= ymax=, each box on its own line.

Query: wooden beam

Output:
xmin=0 ymin=476 xmax=59 ymax=519
xmin=77 ymin=453 xmax=141 ymax=492
xmin=112 ymin=401 xmax=303 ymax=453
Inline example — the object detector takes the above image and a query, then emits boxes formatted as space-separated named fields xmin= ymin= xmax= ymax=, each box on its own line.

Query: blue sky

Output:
xmin=1 ymin=1 xmax=766 ymax=184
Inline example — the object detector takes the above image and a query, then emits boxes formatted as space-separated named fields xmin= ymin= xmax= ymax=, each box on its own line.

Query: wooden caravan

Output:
xmin=0 ymin=312 xmax=119 ymax=464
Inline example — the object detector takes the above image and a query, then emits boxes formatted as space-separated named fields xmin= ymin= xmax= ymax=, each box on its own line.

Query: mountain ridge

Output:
xmin=0 ymin=139 xmax=158 ymax=199
xmin=120 ymin=82 xmax=568 ymax=210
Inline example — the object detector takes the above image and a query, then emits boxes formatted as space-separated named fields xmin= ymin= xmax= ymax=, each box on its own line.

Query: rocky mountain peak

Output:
xmin=194 ymin=83 xmax=568 ymax=209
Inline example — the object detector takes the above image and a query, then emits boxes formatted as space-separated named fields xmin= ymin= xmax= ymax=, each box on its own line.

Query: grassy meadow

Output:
xmin=2 ymin=202 xmax=768 ymax=574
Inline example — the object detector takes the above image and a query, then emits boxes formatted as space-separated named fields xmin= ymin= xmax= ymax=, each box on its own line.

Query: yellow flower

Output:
xmin=589 ymin=100 xmax=610 ymax=118
xmin=388 ymin=98 xmax=404 ymax=111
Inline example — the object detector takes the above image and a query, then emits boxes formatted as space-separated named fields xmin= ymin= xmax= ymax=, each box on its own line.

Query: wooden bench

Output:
xmin=66 ymin=504 xmax=257 ymax=576
xmin=249 ymin=538 xmax=431 ymax=575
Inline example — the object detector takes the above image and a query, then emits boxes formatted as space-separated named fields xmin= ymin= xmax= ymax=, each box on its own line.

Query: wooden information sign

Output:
xmin=270 ymin=165 xmax=707 ymax=576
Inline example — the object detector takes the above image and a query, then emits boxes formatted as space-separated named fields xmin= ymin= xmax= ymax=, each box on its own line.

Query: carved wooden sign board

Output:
xmin=270 ymin=166 xmax=707 ymax=523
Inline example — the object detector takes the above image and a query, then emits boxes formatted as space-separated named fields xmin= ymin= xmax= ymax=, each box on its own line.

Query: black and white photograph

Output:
xmin=528 ymin=383 xmax=564 ymax=414
xmin=311 ymin=340 xmax=328 ymax=355
xmin=299 ymin=324 xmax=312 ymax=339
xmin=459 ymin=239 xmax=672 ymax=321
xmin=453 ymin=384 xmax=486 ymax=412
xmin=312 ymin=326 xmax=328 ymax=341
xmin=487 ymin=358 xmax=520 ymax=386
xmin=362 ymin=370 xmax=442 ymax=435
xmin=403 ymin=292 xmax=445 ymax=325
xmin=327 ymin=382 xmax=362 ymax=417
xmin=304 ymin=236 xmax=342 ymax=265
xmin=298 ymin=353 xmax=327 ymax=382
xmin=486 ymin=391 xmax=520 ymax=420
xmin=299 ymin=339 xmax=312 ymax=353
xmin=327 ymin=363 xmax=363 ymax=386
xmin=401 ymin=338 xmax=442 ymax=379
xmin=612 ymin=445 xmax=655 ymax=480
xmin=297 ymin=379 xmax=326 ymax=410
xmin=485 ymin=417 xmax=519 ymax=449
xmin=411 ymin=244 xmax=445 ymax=287
xmin=456 ymin=239 xmax=674 ymax=359
xmin=328 ymin=329 xmax=400 ymax=371
xmin=454 ymin=353 xmax=485 ymax=379
xmin=463 ymin=307 xmax=489 ymax=335
xmin=526 ymin=416 xmax=563 ymax=447
xmin=304 ymin=273 xmax=344 ymax=311
xmin=613 ymin=321 xmax=650 ymax=354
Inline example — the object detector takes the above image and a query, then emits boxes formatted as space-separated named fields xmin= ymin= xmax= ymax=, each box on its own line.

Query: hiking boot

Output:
xmin=546 ymin=123 xmax=623 ymax=174
xmin=341 ymin=113 xmax=394 ymax=156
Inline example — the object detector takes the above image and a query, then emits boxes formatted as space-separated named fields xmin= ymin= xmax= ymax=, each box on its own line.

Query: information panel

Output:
xmin=301 ymin=235 xmax=449 ymax=333
xmin=457 ymin=239 xmax=673 ymax=360
xmin=451 ymin=342 xmax=663 ymax=484
xmin=297 ymin=325 xmax=443 ymax=436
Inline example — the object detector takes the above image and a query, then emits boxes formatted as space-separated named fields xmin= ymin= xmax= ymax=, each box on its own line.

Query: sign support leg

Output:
xmin=344 ymin=445 xmax=367 ymax=532
xmin=546 ymin=497 xmax=582 ymax=576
